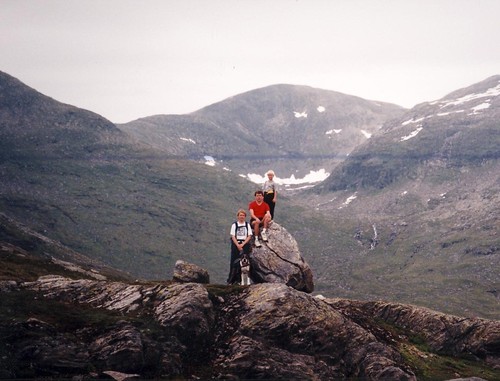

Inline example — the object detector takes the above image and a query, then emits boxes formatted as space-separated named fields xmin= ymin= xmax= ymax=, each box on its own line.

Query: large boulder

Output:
xmin=249 ymin=221 xmax=314 ymax=293
xmin=172 ymin=260 xmax=209 ymax=284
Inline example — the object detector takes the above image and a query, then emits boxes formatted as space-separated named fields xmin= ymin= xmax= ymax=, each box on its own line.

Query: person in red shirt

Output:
xmin=248 ymin=190 xmax=272 ymax=247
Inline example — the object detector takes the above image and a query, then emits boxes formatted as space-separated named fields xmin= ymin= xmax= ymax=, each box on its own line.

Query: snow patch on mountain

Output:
xmin=205 ymin=158 xmax=329 ymax=187
xmin=326 ymin=129 xmax=342 ymax=135
xmin=180 ymin=137 xmax=196 ymax=144
xmin=204 ymin=156 xmax=216 ymax=166
xmin=469 ymin=102 xmax=491 ymax=115
xmin=339 ymin=193 xmax=357 ymax=209
xmin=436 ymin=81 xmax=500 ymax=108
xmin=246 ymin=169 xmax=330 ymax=188
xmin=361 ymin=130 xmax=372 ymax=138
xmin=402 ymin=117 xmax=426 ymax=126
xmin=437 ymin=110 xmax=464 ymax=117
xmin=294 ymin=111 xmax=308 ymax=118
xmin=317 ymin=106 xmax=325 ymax=112
xmin=400 ymin=81 xmax=499 ymax=127
xmin=401 ymin=126 xmax=423 ymax=141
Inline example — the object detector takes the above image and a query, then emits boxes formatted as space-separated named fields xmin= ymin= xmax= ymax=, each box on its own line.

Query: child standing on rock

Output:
xmin=263 ymin=170 xmax=277 ymax=220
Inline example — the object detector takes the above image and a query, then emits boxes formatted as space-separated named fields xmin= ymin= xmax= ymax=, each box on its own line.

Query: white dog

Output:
xmin=240 ymin=254 xmax=251 ymax=286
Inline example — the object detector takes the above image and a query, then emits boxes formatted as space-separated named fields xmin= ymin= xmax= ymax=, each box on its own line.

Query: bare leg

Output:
xmin=252 ymin=220 xmax=260 ymax=237
xmin=263 ymin=214 xmax=271 ymax=229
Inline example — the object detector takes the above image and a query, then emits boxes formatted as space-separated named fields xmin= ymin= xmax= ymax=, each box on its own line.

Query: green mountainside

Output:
xmin=0 ymin=71 xmax=257 ymax=281
xmin=0 ymin=71 xmax=330 ymax=285
xmin=305 ymin=76 xmax=500 ymax=319
xmin=1 ymin=70 xmax=498 ymax=319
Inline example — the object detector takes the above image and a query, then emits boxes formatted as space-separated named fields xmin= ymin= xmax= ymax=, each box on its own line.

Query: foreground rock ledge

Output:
xmin=4 ymin=276 xmax=496 ymax=379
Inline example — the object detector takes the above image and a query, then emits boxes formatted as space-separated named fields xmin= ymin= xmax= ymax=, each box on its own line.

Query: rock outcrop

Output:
xmin=172 ymin=259 xmax=210 ymax=284
xmin=1 ymin=275 xmax=497 ymax=379
xmin=329 ymin=299 xmax=500 ymax=370
xmin=249 ymin=221 xmax=314 ymax=293
xmin=215 ymin=283 xmax=415 ymax=380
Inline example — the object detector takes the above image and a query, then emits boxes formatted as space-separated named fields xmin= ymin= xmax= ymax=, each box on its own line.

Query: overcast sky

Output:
xmin=1 ymin=0 xmax=499 ymax=123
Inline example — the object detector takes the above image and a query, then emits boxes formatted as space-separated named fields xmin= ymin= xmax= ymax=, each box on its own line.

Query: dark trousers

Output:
xmin=227 ymin=241 xmax=250 ymax=284
xmin=264 ymin=192 xmax=275 ymax=219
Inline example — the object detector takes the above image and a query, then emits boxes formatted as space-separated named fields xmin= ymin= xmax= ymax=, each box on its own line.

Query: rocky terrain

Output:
xmin=1 ymin=222 xmax=499 ymax=380
xmin=2 ymin=270 xmax=499 ymax=380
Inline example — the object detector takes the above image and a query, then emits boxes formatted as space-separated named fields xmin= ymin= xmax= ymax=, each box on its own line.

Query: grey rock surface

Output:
xmin=0 ymin=274 xmax=496 ymax=379
xmin=172 ymin=259 xmax=210 ymax=284
xmin=249 ymin=221 xmax=314 ymax=292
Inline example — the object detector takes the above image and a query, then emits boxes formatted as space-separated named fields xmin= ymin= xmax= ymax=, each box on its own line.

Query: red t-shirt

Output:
xmin=249 ymin=200 xmax=270 ymax=219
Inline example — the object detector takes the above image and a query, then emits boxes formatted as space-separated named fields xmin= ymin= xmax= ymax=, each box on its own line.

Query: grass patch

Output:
xmin=0 ymin=290 xmax=123 ymax=330
xmin=0 ymin=247 xmax=84 ymax=282
xmin=206 ymin=283 xmax=248 ymax=299
xmin=400 ymin=343 xmax=500 ymax=381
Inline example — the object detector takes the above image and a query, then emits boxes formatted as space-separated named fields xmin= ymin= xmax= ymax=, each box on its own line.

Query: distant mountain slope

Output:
xmin=318 ymin=75 xmax=500 ymax=191
xmin=0 ymin=71 xmax=336 ymax=286
xmin=0 ymin=71 xmax=261 ymax=281
xmin=0 ymin=212 xmax=131 ymax=282
xmin=118 ymin=84 xmax=405 ymax=178
xmin=303 ymin=75 xmax=500 ymax=319
xmin=0 ymin=71 xmax=129 ymax=160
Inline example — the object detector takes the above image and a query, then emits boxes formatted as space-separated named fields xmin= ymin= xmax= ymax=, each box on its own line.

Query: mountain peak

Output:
xmin=0 ymin=71 xmax=127 ymax=160
xmin=431 ymin=75 xmax=500 ymax=109
xmin=120 ymin=83 xmax=406 ymax=182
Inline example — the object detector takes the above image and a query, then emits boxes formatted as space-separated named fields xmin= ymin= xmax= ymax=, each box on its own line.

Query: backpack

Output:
xmin=232 ymin=221 xmax=251 ymax=242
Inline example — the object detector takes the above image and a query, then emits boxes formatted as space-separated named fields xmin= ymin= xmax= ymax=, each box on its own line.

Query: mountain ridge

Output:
xmin=118 ymin=83 xmax=406 ymax=179
xmin=0 ymin=71 xmax=128 ymax=161
xmin=316 ymin=75 xmax=500 ymax=191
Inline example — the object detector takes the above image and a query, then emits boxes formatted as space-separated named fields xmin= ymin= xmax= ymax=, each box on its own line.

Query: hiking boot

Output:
xmin=261 ymin=229 xmax=268 ymax=242
xmin=254 ymin=236 xmax=262 ymax=247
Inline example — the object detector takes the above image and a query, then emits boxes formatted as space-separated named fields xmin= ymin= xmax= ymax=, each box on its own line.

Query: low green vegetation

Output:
xmin=400 ymin=344 xmax=500 ymax=381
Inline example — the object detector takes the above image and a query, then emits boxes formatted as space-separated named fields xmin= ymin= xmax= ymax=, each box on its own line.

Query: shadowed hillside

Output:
xmin=302 ymin=76 xmax=500 ymax=319
xmin=0 ymin=71 xmax=259 ymax=281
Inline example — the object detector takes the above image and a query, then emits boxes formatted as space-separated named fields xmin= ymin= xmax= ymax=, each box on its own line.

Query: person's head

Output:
xmin=236 ymin=209 xmax=246 ymax=221
xmin=266 ymin=170 xmax=275 ymax=179
xmin=254 ymin=190 xmax=264 ymax=202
